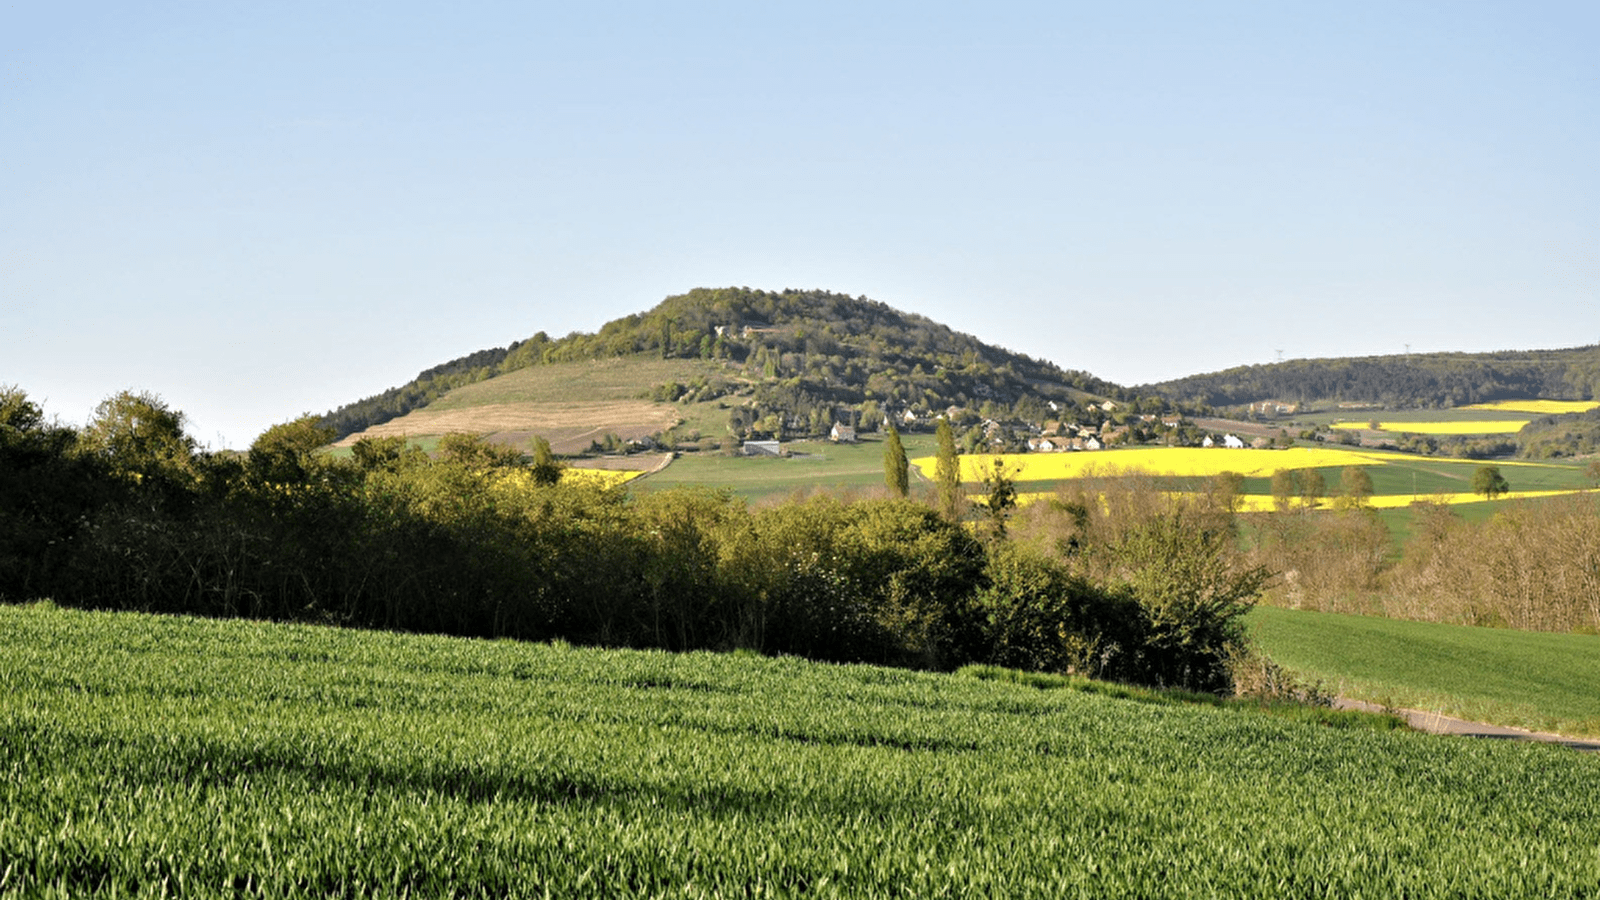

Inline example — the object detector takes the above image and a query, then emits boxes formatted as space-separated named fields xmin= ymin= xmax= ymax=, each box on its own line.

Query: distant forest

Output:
xmin=319 ymin=288 xmax=1122 ymax=440
xmin=1143 ymin=347 xmax=1600 ymax=410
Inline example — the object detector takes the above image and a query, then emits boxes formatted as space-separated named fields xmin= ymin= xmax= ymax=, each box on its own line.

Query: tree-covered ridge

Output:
xmin=319 ymin=287 xmax=1122 ymax=440
xmin=1143 ymin=346 xmax=1600 ymax=410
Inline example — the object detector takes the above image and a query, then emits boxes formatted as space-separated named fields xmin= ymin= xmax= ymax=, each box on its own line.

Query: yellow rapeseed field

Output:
xmin=1460 ymin=399 xmax=1600 ymax=415
xmin=487 ymin=467 xmax=640 ymax=493
xmin=1007 ymin=488 xmax=1594 ymax=510
xmin=560 ymin=467 xmax=642 ymax=487
xmin=912 ymin=446 xmax=1385 ymax=482
xmin=1330 ymin=421 xmax=1529 ymax=435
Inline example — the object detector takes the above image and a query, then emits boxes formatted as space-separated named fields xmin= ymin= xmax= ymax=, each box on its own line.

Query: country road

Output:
xmin=1334 ymin=698 xmax=1600 ymax=752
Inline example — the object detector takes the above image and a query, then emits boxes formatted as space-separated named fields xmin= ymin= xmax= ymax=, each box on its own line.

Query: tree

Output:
xmin=1206 ymin=471 xmax=1245 ymax=514
xmin=438 ymin=433 xmax=523 ymax=469
xmin=1339 ymin=466 xmax=1375 ymax=508
xmin=1270 ymin=469 xmax=1299 ymax=513
xmin=531 ymin=435 xmax=563 ymax=485
xmin=882 ymin=426 xmax=909 ymax=498
xmin=934 ymin=418 xmax=962 ymax=522
xmin=249 ymin=415 xmax=337 ymax=485
xmin=979 ymin=458 xmax=1017 ymax=538
xmin=1472 ymin=465 xmax=1509 ymax=500
xmin=1297 ymin=468 xmax=1326 ymax=509
xmin=80 ymin=390 xmax=196 ymax=486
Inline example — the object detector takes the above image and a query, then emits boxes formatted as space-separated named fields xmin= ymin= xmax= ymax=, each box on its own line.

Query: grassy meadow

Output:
xmin=640 ymin=434 xmax=942 ymax=504
xmin=5 ymin=602 xmax=1600 ymax=898
xmin=1249 ymin=606 xmax=1600 ymax=737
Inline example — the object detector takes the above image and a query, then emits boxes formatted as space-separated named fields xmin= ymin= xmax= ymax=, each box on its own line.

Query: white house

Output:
xmin=1223 ymin=434 xmax=1246 ymax=449
xmin=829 ymin=423 xmax=857 ymax=443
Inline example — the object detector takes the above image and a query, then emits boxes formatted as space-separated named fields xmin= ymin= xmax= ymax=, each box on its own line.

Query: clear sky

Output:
xmin=5 ymin=1 xmax=1597 ymax=449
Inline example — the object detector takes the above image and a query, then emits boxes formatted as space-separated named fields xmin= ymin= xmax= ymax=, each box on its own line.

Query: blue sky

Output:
xmin=5 ymin=1 xmax=1597 ymax=448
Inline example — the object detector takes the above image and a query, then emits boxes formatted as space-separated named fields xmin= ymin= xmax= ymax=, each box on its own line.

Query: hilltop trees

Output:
xmin=317 ymin=287 xmax=1124 ymax=442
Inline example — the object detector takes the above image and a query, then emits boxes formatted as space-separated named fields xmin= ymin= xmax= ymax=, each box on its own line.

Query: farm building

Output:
xmin=829 ymin=423 xmax=857 ymax=443
xmin=741 ymin=440 xmax=783 ymax=457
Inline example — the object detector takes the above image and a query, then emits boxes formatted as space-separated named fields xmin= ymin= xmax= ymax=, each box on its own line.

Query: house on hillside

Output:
xmin=829 ymin=423 xmax=857 ymax=443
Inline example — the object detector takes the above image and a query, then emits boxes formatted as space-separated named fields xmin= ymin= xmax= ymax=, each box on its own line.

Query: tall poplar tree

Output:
xmin=935 ymin=418 xmax=962 ymax=521
xmin=883 ymin=425 xmax=909 ymax=497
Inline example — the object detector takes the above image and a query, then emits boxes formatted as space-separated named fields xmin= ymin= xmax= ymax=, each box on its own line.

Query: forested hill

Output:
xmin=1142 ymin=346 xmax=1600 ymax=409
xmin=320 ymin=287 xmax=1121 ymax=439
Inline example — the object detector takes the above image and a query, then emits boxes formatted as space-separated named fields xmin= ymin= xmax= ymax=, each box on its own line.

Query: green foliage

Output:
xmin=437 ymin=432 xmax=525 ymax=469
xmin=882 ymin=425 xmax=909 ymax=497
xmin=979 ymin=457 xmax=1017 ymax=537
xmin=1270 ymin=468 xmax=1298 ymax=512
xmin=1147 ymin=344 xmax=1599 ymax=409
xmin=530 ymin=435 xmax=562 ymax=485
xmin=1519 ymin=407 xmax=1600 ymax=458
xmin=975 ymin=543 xmax=1138 ymax=678
xmin=349 ymin=435 xmax=424 ymax=474
xmin=934 ymin=418 xmax=962 ymax=522
xmin=14 ymin=389 xmax=1275 ymax=694
xmin=0 ymin=387 xmax=95 ymax=601
xmin=249 ymin=415 xmax=338 ymax=485
xmin=1471 ymin=464 xmax=1509 ymax=499
xmin=79 ymin=389 xmax=196 ymax=488
xmin=6 ymin=604 xmax=1600 ymax=898
xmin=1102 ymin=511 xmax=1272 ymax=692
xmin=1339 ymin=465 xmax=1375 ymax=507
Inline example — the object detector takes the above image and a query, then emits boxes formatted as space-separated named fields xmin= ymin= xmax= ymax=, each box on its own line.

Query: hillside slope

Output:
xmin=322 ymin=287 xmax=1121 ymax=451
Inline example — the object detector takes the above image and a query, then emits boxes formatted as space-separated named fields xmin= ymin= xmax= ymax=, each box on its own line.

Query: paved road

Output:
xmin=1334 ymin=698 xmax=1600 ymax=752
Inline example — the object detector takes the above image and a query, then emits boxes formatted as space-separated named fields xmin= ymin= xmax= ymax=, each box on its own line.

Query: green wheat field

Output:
xmin=3 ymin=602 xmax=1598 ymax=898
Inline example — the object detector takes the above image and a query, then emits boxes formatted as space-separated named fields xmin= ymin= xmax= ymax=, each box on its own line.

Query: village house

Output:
xmin=829 ymin=423 xmax=857 ymax=443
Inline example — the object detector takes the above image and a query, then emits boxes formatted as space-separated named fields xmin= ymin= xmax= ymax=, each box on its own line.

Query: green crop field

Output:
xmin=1249 ymin=606 xmax=1600 ymax=737
xmin=639 ymin=435 xmax=942 ymax=503
xmin=4 ymin=603 xmax=1600 ymax=898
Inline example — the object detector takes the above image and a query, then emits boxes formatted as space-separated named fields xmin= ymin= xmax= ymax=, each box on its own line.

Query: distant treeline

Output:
xmin=1144 ymin=347 xmax=1600 ymax=410
xmin=1516 ymin=407 xmax=1600 ymax=458
xmin=318 ymin=345 xmax=515 ymax=438
xmin=318 ymin=287 xmax=1125 ymax=441
xmin=6 ymin=386 xmax=1267 ymax=695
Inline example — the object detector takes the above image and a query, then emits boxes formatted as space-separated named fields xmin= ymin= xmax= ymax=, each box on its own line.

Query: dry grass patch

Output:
xmin=336 ymin=400 xmax=679 ymax=455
